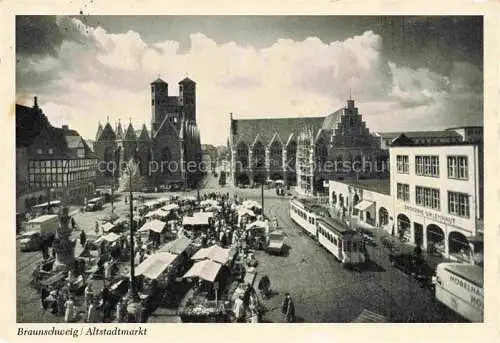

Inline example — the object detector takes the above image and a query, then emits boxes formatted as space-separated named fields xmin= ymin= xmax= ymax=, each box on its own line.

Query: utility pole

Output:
xmin=126 ymin=164 xmax=140 ymax=321
xmin=261 ymin=182 xmax=264 ymax=216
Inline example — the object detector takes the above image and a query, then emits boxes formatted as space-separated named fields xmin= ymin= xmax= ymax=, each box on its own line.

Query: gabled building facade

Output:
xmin=94 ymin=78 xmax=202 ymax=190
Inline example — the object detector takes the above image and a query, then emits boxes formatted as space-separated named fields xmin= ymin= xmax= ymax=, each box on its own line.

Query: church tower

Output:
xmin=179 ymin=77 xmax=196 ymax=123
xmin=151 ymin=78 xmax=169 ymax=136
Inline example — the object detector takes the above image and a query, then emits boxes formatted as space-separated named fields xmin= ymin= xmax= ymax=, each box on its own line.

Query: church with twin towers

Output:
xmin=93 ymin=77 xmax=203 ymax=190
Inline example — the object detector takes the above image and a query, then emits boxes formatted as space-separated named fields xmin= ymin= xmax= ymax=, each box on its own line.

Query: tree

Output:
xmin=117 ymin=159 xmax=142 ymax=192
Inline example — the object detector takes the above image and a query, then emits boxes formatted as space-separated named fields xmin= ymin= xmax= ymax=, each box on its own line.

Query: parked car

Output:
xmin=19 ymin=231 xmax=43 ymax=252
xmin=141 ymin=186 xmax=155 ymax=193
xmin=388 ymin=252 xmax=434 ymax=285
xmin=266 ymin=230 xmax=286 ymax=255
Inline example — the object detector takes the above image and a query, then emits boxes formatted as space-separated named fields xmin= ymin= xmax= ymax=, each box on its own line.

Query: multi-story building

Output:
xmin=228 ymin=99 xmax=387 ymax=193
xmin=16 ymin=98 xmax=97 ymax=214
xmin=390 ymin=134 xmax=483 ymax=261
xmin=94 ymin=77 xmax=203 ymax=190
xmin=328 ymin=133 xmax=484 ymax=263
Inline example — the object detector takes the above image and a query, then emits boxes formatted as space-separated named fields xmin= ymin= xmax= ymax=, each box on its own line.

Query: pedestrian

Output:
xmin=41 ymin=287 xmax=49 ymax=310
xmin=80 ymin=230 xmax=87 ymax=248
xmin=258 ymin=275 xmax=271 ymax=299
xmin=95 ymin=221 xmax=99 ymax=236
xmin=71 ymin=217 xmax=76 ymax=230
xmin=281 ymin=293 xmax=295 ymax=323
xmin=87 ymin=300 xmax=98 ymax=323
xmin=64 ymin=296 xmax=76 ymax=323
xmin=232 ymin=294 xmax=246 ymax=323
xmin=84 ymin=283 xmax=93 ymax=311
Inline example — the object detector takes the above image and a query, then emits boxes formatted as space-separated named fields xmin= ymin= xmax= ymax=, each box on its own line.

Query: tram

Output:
xmin=290 ymin=198 xmax=365 ymax=266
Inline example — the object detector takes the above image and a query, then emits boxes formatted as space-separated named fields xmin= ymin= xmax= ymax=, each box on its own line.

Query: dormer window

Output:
xmin=37 ymin=148 xmax=42 ymax=154
xmin=77 ymin=148 xmax=84 ymax=158
xmin=48 ymin=148 xmax=54 ymax=155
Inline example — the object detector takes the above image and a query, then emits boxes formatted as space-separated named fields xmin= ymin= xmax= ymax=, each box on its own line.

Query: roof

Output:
xmin=316 ymin=216 xmax=358 ymax=236
xmin=440 ymin=263 xmax=483 ymax=288
xmin=98 ymin=122 xmax=116 ymax=141
xmin=65 ymin=135 xmax=84 ymax=149
xmin=159 ymin=236 xmax=192 ymax=255
xmin=138 ymin=219 xmax=166 ymax=233
xmin=339 ymin=178 xmax=391 ymax=196
xmin=183 ymin=259 xmax=222 ymax=282
xmin=178 ymin=77 xmax=196 ymax=84
xmin=28 ymin=214 xmax=58 ymax=223
xmin=135 ymin=252 xmax=178 ymax=279
xmin=232 ymin=116 xmax=325 ymax=146
xmin=116 ymin=121 xmax=124 ymax=140
xmin=321 ymin=108 xmax=344 ymax=130
xmin=124 ymin=123 xmax=137 ymax=141
xmin=16 ymin=104 xmax=50 ymax=148
xmin=377 ymin=130 xmax=462 ymax=140
xmin=191 ymin=245 xmax=232 ymax=264
xmin=151 ymin=78 xmax=167 ymax=84
xmin=182 ymin=212 xmax=212 ymax=226
xmin=138 ymin=124 xmax=150 ymax=141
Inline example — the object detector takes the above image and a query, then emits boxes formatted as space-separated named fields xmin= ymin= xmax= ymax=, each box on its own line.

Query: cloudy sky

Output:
xmin=16 ymin=16 xmax=483 ymax=146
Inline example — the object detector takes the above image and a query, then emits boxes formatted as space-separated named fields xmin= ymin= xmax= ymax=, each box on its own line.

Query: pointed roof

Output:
xmin=116 ymin=120 xmax=124 ymax=140
xmin=268 ymin=132 xmax=283 ymax=147
xmin=138 ymin=124 xmax=150 ymax=141
xmin=125 ymin=123 xmax=137 ymax=141
xmin=95 ymin=121 xmax=103 ymax=141
xmin=99 ymin=122 xmax=116 ymax=141
xmin=154 ymin=116 xmax=179 ymax=140
xmin=179 ymin=77 xmax=195 ymax=84
xmin=151 ymin=77 xmax=167 ymax=85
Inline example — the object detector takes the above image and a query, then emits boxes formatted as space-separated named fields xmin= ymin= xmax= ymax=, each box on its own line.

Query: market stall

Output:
xmin=138 ymin=219 xmax=168 ymax=247
xmin=191 ymin=244 xmax=234 ymax=266
xmin=179 ymin=260 xmax=231 ymax=322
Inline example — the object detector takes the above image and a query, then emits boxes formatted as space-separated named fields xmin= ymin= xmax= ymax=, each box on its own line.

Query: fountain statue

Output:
xmin=52 ymin=206 xmax=76 ymax=271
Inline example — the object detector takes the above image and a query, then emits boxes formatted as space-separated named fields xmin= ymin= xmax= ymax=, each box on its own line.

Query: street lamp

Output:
xmin=47 ymin=188 xmax=55 ymax=213
xmin=123 ymin=162 xmax=140 ymax=321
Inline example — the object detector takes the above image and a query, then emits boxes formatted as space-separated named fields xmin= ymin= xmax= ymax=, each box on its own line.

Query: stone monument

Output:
xmin=52 ymin=206 xmax=76 ymax=271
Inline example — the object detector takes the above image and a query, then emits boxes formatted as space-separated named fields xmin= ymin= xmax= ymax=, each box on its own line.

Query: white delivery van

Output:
xmin=432 ymin=262 xmax=483 ymax=322
xmin=25 ymin=214 xmax=59 ymax=242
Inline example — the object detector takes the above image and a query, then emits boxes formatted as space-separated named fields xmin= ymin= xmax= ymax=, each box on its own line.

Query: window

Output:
xmin=37 ymin=148 xmax=42 ymax=154
xmin=397 ymin=183 xmax=410 ymax=201
xmin=415 ymin=155 xmax=439 ymax=177
xmin=396 ymin=155 xmax=409 ymax=174
xmin=448 ymin=156 xmax=468 ymax=180
xmin=448 ymin=192 xmax=470 ymax=218
xmin=415 ymin=186 xmax=440 ymax=210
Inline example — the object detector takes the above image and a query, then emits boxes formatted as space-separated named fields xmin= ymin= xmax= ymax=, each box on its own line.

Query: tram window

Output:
xmin=333 ymin=237 xmax=337 ymax=246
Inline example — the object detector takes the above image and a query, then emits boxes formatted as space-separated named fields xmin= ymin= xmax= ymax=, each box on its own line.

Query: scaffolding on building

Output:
xmin=296 ymin=128 xmax=315 ymax=196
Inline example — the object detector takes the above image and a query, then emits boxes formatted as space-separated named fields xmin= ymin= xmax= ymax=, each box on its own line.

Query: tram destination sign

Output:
xmin=403 ymin=204 xmax=456 ymax=225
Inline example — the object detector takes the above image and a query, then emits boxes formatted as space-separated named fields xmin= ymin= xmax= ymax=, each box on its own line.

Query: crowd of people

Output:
xmin=33 ymin=190 xmax=297 ymax=323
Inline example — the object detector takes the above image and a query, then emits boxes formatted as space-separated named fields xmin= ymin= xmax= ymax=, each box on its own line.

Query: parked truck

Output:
xmin=21 ymin=214 xmax=59 ymax=251
xmin=432 ymin=262 xmax=483 ymax=322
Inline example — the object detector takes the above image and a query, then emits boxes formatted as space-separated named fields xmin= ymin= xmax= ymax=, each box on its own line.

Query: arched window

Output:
xmin=236 ymin=142 xmax=249 ymax=169
xmin=161 ymin=147 xmax=171 ymax=175
xmin=270 ymin=140 xmax=283 ymax=177
xmin=286 ymin=140 xmax=297 ymax=171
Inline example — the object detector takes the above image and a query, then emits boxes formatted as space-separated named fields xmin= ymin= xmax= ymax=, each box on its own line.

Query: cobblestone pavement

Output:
xmin=16 ymin=172 xmax=465 ymax=323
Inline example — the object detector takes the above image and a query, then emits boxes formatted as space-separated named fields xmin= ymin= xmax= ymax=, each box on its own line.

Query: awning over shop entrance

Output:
xmin=354 ymin=200 xmax=374 ymax=211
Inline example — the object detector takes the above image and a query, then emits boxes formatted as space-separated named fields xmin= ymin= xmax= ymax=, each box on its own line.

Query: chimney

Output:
xmin=33 ymin=96 xmax=39 ymax=108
